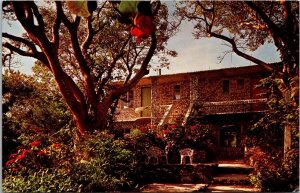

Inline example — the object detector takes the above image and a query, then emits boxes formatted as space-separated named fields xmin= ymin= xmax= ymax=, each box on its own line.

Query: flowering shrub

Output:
xmin=73 ymin=132 xmax=137 ymax=191
xmin=3 ymin=131 xmax=138 ymax=192
xmin=128 ymin=123 xmax=216 ymax=164
xmin=2 ymin=139 xmax=80 ymax=192
xmin=160 ymin=124 xmax=215 ymax=151
xmin=4 ymin=141 xmax=50 ymax=175
xmin=247 ymin=147 xmax=299 ymax=192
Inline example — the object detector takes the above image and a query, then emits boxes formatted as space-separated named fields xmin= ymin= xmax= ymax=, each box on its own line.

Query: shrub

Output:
xmin=73 ymin=132 xmax=138 ymax=191
xmin=247 ymin=147 xmax=299 ymax=192
xmin=2 ymin=169 xmax=81 ymax=192
xmin=3 ymin=141 xmax=80 ymax=192
xmin=3 ymin=131 xmax=138 ymax=192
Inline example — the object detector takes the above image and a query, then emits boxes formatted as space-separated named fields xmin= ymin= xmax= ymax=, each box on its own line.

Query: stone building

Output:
xmin=115 ymin=65 xmax=270 ymax=160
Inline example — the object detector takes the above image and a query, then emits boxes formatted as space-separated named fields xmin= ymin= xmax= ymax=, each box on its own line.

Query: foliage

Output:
xmin=244 ymin=74 xmax=299 ymax=192
xmin=127 ymin=124 xmax=215 ymax=164
xmin=2 ymin=1 xmax=177 ymax=134
xmin=2 ymin=71 xmax=34 ymax=164
xmin=2 ymin=70 xmax=71 ymax=165
xmin=3 ymin=169 xmax=81 ymax=193
xmin=3 ymin=132 xmax=138 ymax=192
xmin=3 ymin=139 xmax=80 ymax=192
xmin=247 ymin=147 xmax=299 ymax=192
xmin=128 ymin=125 xmax=165 ymax=163
xmin=244 ymin=73 xmax=299 ymax=151
xmin=71 ymin=132 xmax=138 ymax=191
xmin=161 ymin=124 xmax=215 ymax=151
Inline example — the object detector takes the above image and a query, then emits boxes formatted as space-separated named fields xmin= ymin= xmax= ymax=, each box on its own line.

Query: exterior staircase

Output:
xmin=207 ymin=160 xmax=257 ymax=192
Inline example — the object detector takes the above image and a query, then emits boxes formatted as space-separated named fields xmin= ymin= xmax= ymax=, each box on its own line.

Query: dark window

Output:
xmin=220 ymin=126 xmax=240 ymax=147
xmin=121 ymin=90 xmax=134 ymax=108
xmin=223 ymin=80 xmax=230 ymax=95
xmin=174 ymin=85 xmax=181 ymax=99
xmin=237 ymin=79 xmax=244 ymax=90
xmin=127 ymin=90 xmax=134 ymax=108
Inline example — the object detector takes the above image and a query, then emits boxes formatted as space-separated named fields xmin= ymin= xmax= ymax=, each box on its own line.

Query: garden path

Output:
xmin=140 ymin=160 xmax=259 ymax=192
xmin=141 ymin=183 xmax=207 ymax=192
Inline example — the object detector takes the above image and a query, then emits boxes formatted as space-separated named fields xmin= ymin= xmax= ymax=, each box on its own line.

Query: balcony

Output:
xmin=196 ymin=99 xmax=268 ymax=115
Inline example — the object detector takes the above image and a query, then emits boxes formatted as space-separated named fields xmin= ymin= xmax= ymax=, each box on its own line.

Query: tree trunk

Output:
xmin=283 ymin=90 xmax=293 ymax=159
xmin=284 ymin=124 xmax=292 ymax=157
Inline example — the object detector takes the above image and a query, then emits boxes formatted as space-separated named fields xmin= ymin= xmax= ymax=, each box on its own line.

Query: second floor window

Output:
xmin=121 ymin=90 xmax=133 ymax=108
xmin=174 ymin=85 xmax=181 ymax=100
xmin=237 ymin=79 xmax=244 ymax=90
xmin=223 ymin=80 xmax=230 ymax=95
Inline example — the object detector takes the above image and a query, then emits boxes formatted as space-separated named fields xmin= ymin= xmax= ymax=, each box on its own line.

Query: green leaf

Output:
xmin=66 ymin=1 xmax=90 ymax=17
xmin=118 ymin=1 xmax=139 ymax=15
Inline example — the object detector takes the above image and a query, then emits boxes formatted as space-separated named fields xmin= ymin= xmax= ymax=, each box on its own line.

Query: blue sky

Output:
xmin=2 ymin=2 xmax=281 ymax=76
xmin=151 ymin=20 xmax=280 ymax=76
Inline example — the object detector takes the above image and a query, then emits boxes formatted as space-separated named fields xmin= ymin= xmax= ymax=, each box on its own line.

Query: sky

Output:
xmin=2 ymin=1 xmax=281 ymax=76
xmin=150 ymin=20 xmax=280 ymax=76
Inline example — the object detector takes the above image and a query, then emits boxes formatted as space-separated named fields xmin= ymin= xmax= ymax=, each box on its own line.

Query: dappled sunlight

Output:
xmin=207 ymin=185 xmax=258 ymax=192
xmin=142 ymin=183 xmax=207 ymax=192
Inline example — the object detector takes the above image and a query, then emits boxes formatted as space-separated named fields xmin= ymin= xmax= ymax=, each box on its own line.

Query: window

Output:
xmin=174 ymin=85 xmax=181 ymax=99
xmin=121 ymin=90 xmax=133 ymax=108
xmin=220 ymin=126 xmax=240 ymax=147
xmin=127 ymin=90 xmax=134 ymax=108
xmin=237 ymin=79 xmax=244 ymax=90
xmin=222 ymin=80 xmax=230 ymax=95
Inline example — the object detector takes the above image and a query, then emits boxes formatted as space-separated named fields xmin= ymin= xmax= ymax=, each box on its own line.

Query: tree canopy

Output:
xmin=2 ymin=1 xmax=177 ymax=135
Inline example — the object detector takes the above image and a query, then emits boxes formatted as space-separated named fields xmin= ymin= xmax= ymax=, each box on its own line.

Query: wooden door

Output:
xmin=141 ymin=87 xmax=151 ymax=117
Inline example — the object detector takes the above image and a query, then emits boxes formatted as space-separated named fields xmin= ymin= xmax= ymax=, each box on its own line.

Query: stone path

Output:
xmin=139 ymin=160 xmax=259 ymax=192
xmin=140 ymin=183 xmax=257 ymax=192
xmin=207 ymin=160 xmax=257 ymax=192
xmin=207 ymin=185 xmax=257 ymax=192
xmin=141 ymin=183 xmax=208 ymax=192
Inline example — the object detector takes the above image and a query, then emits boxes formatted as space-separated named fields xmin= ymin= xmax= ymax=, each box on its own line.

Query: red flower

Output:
xmin=17 ymin=146 xmax=25 ymax=150
xmin=168 ymin=124 xmax=177 ymax=129
xmin=9 ymin=153 xmax=18 ymax=159
xmin=30 ymin=141 xmax=41 ymax=147
xmin=162 ymin=130 xmax=170 ymax=135
xmin=15 ymin=149 xmax=32 ymax=161
xmin=140 ymin=127 xmax=146 ymax=133
xmin=190 ymin=125 xmax=197 ymax=130
xmin=23 ymin=149 xmax=32 ymax=154
xmin=5 ymin=159 xmax=15 ymax=167
xmin=52 ymin=144 xmax=60 ymax=149
xmin=15 ymin=153 xmax=26 ymax=161
xmin=37 ymin=151 xmax=47 ymax=156
xmin=12 ymin=167 xmax=18 ymax=172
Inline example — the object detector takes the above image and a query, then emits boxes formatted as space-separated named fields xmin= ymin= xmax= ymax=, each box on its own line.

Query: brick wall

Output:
xmin=117 ymin=66 xmax=269 ymax=125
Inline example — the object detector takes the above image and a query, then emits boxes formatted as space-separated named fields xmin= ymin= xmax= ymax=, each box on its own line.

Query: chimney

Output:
xmin=158 ymin=69 xmax=161 ymax=76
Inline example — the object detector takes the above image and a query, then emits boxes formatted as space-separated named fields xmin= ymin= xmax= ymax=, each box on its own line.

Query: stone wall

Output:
xmin=138 ymin=164 xmax=217 ymax=184
xmin=191 ymin=75 xmax=251 ymax=102
xmin=117 ymin=67 xmax=268 ymax=124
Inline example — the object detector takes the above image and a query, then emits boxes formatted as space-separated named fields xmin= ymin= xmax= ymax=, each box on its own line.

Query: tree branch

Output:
xmin=82 ymin=17 xmax=95 ymax=55
xmin=3 ymin=33 xmax=37 ymax=52
xmin=245 ymin=2 xmax=281 ymax=36
xmin=30 ymin=1 xmax=45 ymax=30
xmin=60 ymin=8 xmax=97 ymax=108
xmin=52 ymin=1 xmax=63 ymax=49
xmin=246 ymin=1 xmax=298 ymax=71
xmin=208 ymin=31 xmax=282 ymax=75
xmin=113 ymin=32 xmax=157 ymax=97
xmin=97 ymin=36 xmax=131 ymax=96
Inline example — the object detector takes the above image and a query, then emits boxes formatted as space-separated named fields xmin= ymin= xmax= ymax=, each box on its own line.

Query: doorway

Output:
xmin=141 ymin=87 xmax=151 ymax=117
